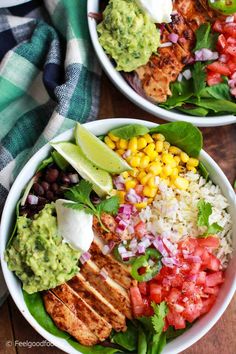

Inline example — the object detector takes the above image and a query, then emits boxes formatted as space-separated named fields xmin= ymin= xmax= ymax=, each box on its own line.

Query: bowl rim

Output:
xmin=87 ymin=0 xmax=236 ymax=128
xmin=0 ymin=118 xmax=236 ymax=354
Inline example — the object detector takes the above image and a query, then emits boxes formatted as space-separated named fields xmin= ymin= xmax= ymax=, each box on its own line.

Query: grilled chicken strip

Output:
xmin=52 ymin=283 xmax=112 ymax=341
xmin=43 ymin=291 xmax=98 ymax=346
xmin=93 ymin=213 xmax=130 ymax=243
xmin=68 ymin=272 xmax=127 ymax=332
xmin=81 ymin=260 xmax=132 ymax=319
xmin=90 ymin=235 xmax=133 ymax=289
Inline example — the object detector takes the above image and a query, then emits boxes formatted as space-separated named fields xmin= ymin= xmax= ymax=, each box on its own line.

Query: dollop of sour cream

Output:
xmin=56 ymin=199 xmax=94 ymax=252
xmin=137 ymin=0 xmax=173 ymax=23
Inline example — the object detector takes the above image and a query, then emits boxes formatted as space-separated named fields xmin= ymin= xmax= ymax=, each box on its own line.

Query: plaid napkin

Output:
xmin=0 ymin=0 xmax=101 ymax=304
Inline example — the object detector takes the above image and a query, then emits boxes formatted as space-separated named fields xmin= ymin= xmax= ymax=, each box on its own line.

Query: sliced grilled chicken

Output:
xmin=80 ymin=260 xmax=132 ymax=319
xmin=52 ymin=283 xmax=112 ymax=341
xmin=93 ymin=213 xmax=130 ymax=243
xmin=43 ymin=291 xmax=98 ymax=346
xmin=90 ymin=235 xmax=133 ymax=289
xmin=68 ymin=272 xmax=127 ymax=332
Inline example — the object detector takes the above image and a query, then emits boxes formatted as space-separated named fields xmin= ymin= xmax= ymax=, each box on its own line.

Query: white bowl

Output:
xmin=87 ymin=0 xmax=236 ymax=128
xmin=1 ymin=118 xmax=236 ymax=354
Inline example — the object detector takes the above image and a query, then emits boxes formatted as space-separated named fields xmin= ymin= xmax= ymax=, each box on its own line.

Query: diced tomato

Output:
xmin=207 ymin=62 xmax=231 ymax=76
xmin=167 ymin=288 xmax=181 ymax=304
xmin=167 ymin=310 xmax=186 ymax=330
xmin=138 ymin=282 xmax=148 ymax=296
xmin=205 ymin=271 xmax=224 ymax=287
xmin=130 ymin=286 xmax=145 ymax=317
xmin=182 ymin=281 xmax=196 ymax=296
xmin=170 ymin=274 xmax=184 ymax=288
xmin=163 ymin=317 xmax=169 ymax=332
xmin=218 ymin=34 xmax=227 ymax=50
xmin=196 ymin=271 xmax=206 ymax=285
xmin=206 ymin=254 xmax=220 ymax=272
xmin=197 ymin=237 xmax=220 ymax=250
xmin=226 ymin=36 xmax=236 ymax=45
xmin=207 ymin=71 xmax=222 ymax=86
xmin=134 ymin=221 xmax=147 ymax=239
xmin=223 ymin=23 xmax=236 ymax=38
xmin=204 ymin=286 xmax=220 ymax=296
xmin=226 ymin=46 xmax=236 ymax=57
xmin=213 ymin=20 xmax=223 ymax=32
xmin=200 ymin=296 xmax=216 ymax=315
xmin=142 ymin=296 xmax=154 ymax=316
xmin=228 ymin=59 xmax=236 ymax=74
xmin=189 ymin=262 xmax=201 ymax=275
xmin=182 ymin=301 xmax=202 ymax=323
xmin=150 ymin=283 xmax=162 ymax=304
xmin=180 ymin=238 xmax=198 ymax=253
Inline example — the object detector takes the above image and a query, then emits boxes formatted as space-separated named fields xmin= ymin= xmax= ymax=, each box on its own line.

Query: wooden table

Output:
xmin=0 ymin=73 xmax=235 ymax=354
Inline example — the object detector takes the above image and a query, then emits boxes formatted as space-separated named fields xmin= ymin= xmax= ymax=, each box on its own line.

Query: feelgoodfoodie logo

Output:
xmin=5 ymin=340 xmax=54 ymax=348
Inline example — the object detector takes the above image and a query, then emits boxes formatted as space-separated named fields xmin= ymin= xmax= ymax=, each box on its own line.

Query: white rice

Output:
xmin=139 ymin=172 xmax=233 ymax=267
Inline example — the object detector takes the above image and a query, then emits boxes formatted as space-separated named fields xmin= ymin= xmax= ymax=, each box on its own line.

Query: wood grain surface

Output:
xmin=0 ymin=73 xmax=235 ymax=354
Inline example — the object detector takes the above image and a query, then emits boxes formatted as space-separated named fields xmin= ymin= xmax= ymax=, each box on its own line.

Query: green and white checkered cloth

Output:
xmin=0 ymin=0 xmax=101 ymax=304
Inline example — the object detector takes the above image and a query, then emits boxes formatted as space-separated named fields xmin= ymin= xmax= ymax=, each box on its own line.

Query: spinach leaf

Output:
xmin=178 ymin=106 xmax=209 ymax=117
xmin=6 ymin=199 xmax=21 ymax=248
xmin=36 ymin=156 xmax=53 ymax=172
xmin=202 ymin=83 xmax=232 ymax=101
xmin=111 ymin=321 xmax=138 ymax=351
xmin=68 ymin=338 xmax=122 ymax=354
xmin=149 ymin=122 xmax=203 ymax=157
xmin=194 ymin=23 xmax=218 ymax=51
xmin=109 ymin=124 xmax=149 ymax=140
xmin=192 ymin=62 xmax=206 ymax=98
xmin=23 ymin=290 xmax=70 ymax=339
xmin=160 ymin=79 xmax=193 ymax=109
xmin=198 ymin=161 xmax=210 ymax=181
xmin=186 ymin=98 xmax=236 ymax=113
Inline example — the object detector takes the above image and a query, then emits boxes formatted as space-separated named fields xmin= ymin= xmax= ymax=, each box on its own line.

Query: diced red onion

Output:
xmin=229 ymin=79 xmax=235 ymax=88
xmin=232 ymin=72 xmax=236 ymax=80
xmin=226 ymin=16 xmax=234 ymax=23
xmin=80 ymin=252 xmax=91 ymax=265
xmin=69 ymin=173 xmax=79 ymax=183
xmin=27 ymin=194 xmax=39 ymax=205
xmin=162 ymin=237 xmax=178 ymax=256
xmin=160 ymin=42 xmax=173 ymax=48
xmin=118 ymin=204 xmax=133 ymax=218
xmin=118 ymin=244 xmax=127 ymax=255
xmin=129 ymin=238 xmax=138 ymax=250
xmin=183 ymin=255 xmax=201 ymax=263
xmin=100 ymin=268 xmax=108 ymax=280
xmin=127 ymin=225 xmax=135 ymax=234
xmin=231 ymin=87 xmax=236 ymax=97
xmin=153 ymin=237 xmax=169 ymax=257
xmin=139 ymin=237 xmax=151 ymax=248
xmin=137 ymin=244 xmax=146 ymax=254
xmin=126 ymin=188 xmax=141 ymax=203
xmin=162 ymin=257 xmax=179 ymax=268
xmin=195 ymin=48 xmax=219 ymax=61
xmin=219 ymin=54 xmax=227 ymax=63
xmin=182 ymin=69 xmax=192 ymax=80
xmin=121 ymin=251 xmax=135 ymax=260
xmin=123 ymin=149 xmax=131 ymax=159
xmin=116 ymin=219 xmax=129 ymax=233
xmin=113 ymin=176 xmax=125 ymax=191
xmin=168 ymin=33 xmax=179 ymax=43
xmin=102 ymin=245 xmax=111 ymax=255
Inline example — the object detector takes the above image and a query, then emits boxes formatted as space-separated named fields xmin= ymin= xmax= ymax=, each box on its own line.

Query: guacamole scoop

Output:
xmin=97 ymin=0 xmax=160 ymax=72
xmin=5 ymin=204 xmax=81 ymax=294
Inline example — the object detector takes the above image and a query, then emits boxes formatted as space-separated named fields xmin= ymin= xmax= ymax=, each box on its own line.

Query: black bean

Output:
xmin=45 ymin=191 xmax=54 ymax=201
xmin=51 ymin=183 xmax=59 ymax=193
xmin=41 ymin=181 xmax=50 ymax=191
xmin=45 ymin=168 xmax=59 ymax=183
xmin=33 ymin=183 xmax=44 ymax=196
xmin=59 ymin=172 xmax=70 ymax=184
xmin=38 ymin=197 xmax=47 ymax=205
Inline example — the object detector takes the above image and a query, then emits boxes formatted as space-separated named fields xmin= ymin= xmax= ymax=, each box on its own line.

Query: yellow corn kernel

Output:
xmin=144 ymin=143 xmax=155 ymax=156
xmin=130 ymin=156 xmax=141 ymax=168
xmin=147 ymin=198 xmax=154 ymax=205
xmin=174 ymin=156 xmax=181 ymax=165
xmin=174 ymin=177 xmax=189 ymax=190
xmin=141 ymin=173 xmax=153 ymax=186
xmin=128 ymin=137 xmax=138 ymax=152
xmin=148 ymin=176 xmax=157 ymax=188
xmin=163 ymin=141 xmax=170 ymax=151
xmin=171 ymin=167 xmax=179 ymax=179
xmin=122 ymin=171 xmax=129 ymax=179
xmin=140 ymin=155 xmax=150 ymax=169
xmin=116 ymin=149 xmax=125 ymax=156
xmin=143 ymin=186 xmax=157 ymax=198
xmin=178 ymin=165 xmax=186 ymax=173
xmin=137 ymin=151 xmax=145 ymax=158
xmin=155 ymin=141 xmax=164 ymax=153
xmin=153 ymin=133 xmax=165 ymax=141
xmin=180 ymin=152 xmax=189 ymax=163
xmin=187 ymin=158 xmax=199 ymax=167
xmin=162 ymin=153 xmax=174 ymax=165
xmin=135 ymin=201 xmax=148 ymax=209
xmin=162 ymin=165 xmax=172 ymax=177
xmin=161 ymin=178 xmax=170 ymax=187
xmin=104 ymin=136 xmax=116 ymax=149
xmin=119 ymin=138 xmax=128 ymax=150
xmin=108 ymin=132 xmax=119 ymax=142
xmin=149 ymin=151 xmax=158 ymax=161
xmin=143 ymin=133 xmax=153 ymax=143
xmin=187 ymin=166 xmax=197 ymax=173
xmin=138 ymin=170 xmax=146 ymax=181
xmin=116 ymin=191 xmax=126 ymax=203
xmin=129 ymin=168 xmax=139 ymax=177
xmin=148 ymin=162 xmax=162 ymax=175
xmin=125 ymin=179 xmax=137 ymax=190
xmin=169 ymin=146 xmax=181 ymax=155
xmin=137 ymin=137 xmax=148 ymax=150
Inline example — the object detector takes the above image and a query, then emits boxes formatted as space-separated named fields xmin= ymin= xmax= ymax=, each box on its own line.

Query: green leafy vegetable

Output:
xmin=138 ymin=302 xmax=168 ymax=354
xmin=202 ymin=83 xmax=232 ymax=101
xmin=111 ymin=321 xmax=138 ymax=351
xmin=6 ymin=199 xmax=21 ymax=248
xmin=160 ymin=79 xmax=193 ymax=110
xmin=68 ymin=338 xmax=122 ymax=354
xmin=149 ymin=122 xmax=203 ymax=157
xmin=186 ymin=98 xmax=236 ymax=114
xmin=192 ymin=62 xmax=206 ymax=98
xmin=197 ymin=199 xmax=223 ymax=237
xmin=178 ymin=106 xmax=209 ymax=117
xmin=51 ymin=150 xmax=69 ymax=171
xmin=198 ymin=161 xmax=210 ymax=181
xmin=110 ymin=124 xmax=149 ymax=140
xmin=234 ymin=180 xmax=236 ymax=190
xmin=36 ymin=156 xmax=53 ymax=172
xmin=64 ymin=180 xmax=119 ymax=231
xmin=194 ymin=23 xmax=218 ymax=51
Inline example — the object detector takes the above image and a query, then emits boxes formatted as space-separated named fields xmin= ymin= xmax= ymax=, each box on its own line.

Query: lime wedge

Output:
xmin=75 ymin=123 xmax=132 ymax=174
xmin=50 ymin=142 xmax=113 ymax=197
